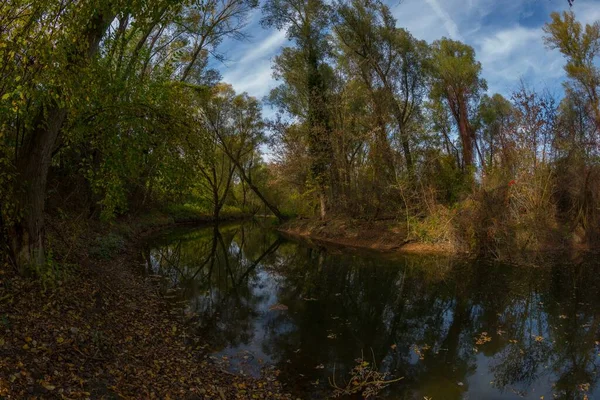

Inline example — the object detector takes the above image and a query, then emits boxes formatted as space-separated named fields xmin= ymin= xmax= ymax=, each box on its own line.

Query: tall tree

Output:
xmin=543 ymin=11 xmax=600 ymax=131
xmin=334 ymin=0 xmax=429 ymax=176
xmin=478 ymin=93 xmax=515 ymax=171
xmin=430 ymin=38 xmax=487 ymax=171
xmin=2 ymin=1 xmax=119 ymax=271
xmin=262 ymin=0 xmax=334 ymax=218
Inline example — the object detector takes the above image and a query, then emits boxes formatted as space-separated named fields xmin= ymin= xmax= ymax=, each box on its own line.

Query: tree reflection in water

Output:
xmin=141 ymin=222 xmax=600 ymax=400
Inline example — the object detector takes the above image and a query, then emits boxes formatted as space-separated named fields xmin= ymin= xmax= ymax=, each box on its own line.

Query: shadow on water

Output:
xmin=140 ymin=221 xmax=600 ymax=400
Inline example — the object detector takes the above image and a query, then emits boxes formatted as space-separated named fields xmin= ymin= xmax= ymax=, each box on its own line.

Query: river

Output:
xmin=141 ymin=221 xmax=600 ymax=399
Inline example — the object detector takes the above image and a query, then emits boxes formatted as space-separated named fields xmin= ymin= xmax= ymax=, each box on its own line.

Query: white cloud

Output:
xmin=423 ymin=0 xmax=462 ymax=40
xmin=222 ymin=58 xmax=276 ymax=98
xmin=221 ymin=29 xmax=287 ymax=99
xmin=392 ymin=0 xmax=452 ymax=42
xmin=478 ymin=26 xmax=540 ymax=59
xmin=573 ymin=1 xmax=600 ymax=25
xmin=239 ymin=29 xmax=287 ymax=64
xmin=475 ymin=25 xmax=565 ymax=93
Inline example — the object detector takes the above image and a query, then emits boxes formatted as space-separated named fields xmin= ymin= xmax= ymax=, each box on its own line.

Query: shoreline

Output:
xmin=277 ymin=218 xmax=456 ymax=255
xmin=276 ymin=218 xmax=597 ymax=265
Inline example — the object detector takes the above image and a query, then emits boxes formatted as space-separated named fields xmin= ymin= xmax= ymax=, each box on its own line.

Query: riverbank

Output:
xmin=0 ymin=213 xmax=290 ymax=399
xmin=278 ymin=218 xmax=455 ymax=254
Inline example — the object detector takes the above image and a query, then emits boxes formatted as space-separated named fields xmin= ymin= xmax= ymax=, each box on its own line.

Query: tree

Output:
xmin=203 ymin=85 xmax=287 ymax=221
xmin=1 ymin=1 xmax=119 ymax=271
xmin=175 ymin=0 xmax=258 ymax=83
xmin=334 ymin=0 xmax=429 ymax=176
xmin=262 ymin=0 xmax=334 ymax=218
xmin=543 ymin=11 xmax=600 ymax=131
xmin=198 ymin=85 xmax=238 ymax=221
xmin=478 ymin=93 xmax=514 ymax=171
xmin=430 ymin=38 xmax=487 ymax=171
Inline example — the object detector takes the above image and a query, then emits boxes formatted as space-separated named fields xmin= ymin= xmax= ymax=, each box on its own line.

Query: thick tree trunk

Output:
xmin=8 ymin=7 xmax=115 ymax=272
xmin=306 ymin=46 xmax=332 ymax=219
xmin=362 ymin=76 xmax=397 ymax=180
xmin=10 ymin=107 xmax=66 ymax=272
xmin=399 ymin=129 xmax=413 ymax=175
xmin=390 ymin=103 xmax=414 ymax=174
xmin=450 ymin=95 xmax=474 ymax=170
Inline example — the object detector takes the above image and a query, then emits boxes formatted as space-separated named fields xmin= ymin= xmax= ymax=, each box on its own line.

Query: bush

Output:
xmin=90 ymin=232 xmax=125 ymax=260
xmin=408 ymin=205 xmax=457 ymax=246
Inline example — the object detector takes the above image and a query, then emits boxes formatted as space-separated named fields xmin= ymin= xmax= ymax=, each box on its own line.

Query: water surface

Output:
xmin=141 ymin=222 xmax=600 ymax=399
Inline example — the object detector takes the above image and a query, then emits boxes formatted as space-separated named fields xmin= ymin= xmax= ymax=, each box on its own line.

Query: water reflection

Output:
xmin=141 ymin=222 xmax=600 ymax=399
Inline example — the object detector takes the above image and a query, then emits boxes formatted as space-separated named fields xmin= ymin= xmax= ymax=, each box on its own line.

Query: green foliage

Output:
xmin=28 ymin=242 xmax=77 ymax=290
xmin=90 ymin=233 xmax=126 ymax=261
xmin=429 ymin=38 xmax=487 ymax=169
xmin=0 ymin=144 xmax=19 ymax=250
xmin=407 ymin=206 xmax=456 ymax=245
xmin=544 ymin=11 xmax=600 ymax=127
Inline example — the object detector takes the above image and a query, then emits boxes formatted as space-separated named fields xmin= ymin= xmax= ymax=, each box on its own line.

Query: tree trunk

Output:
xmin=8 ymin=7 xmax=115 ymax=272
xmin=235 ymin=164 xmax=286 ymax=222
xmin=390 ymin=103 xmax=414 ymax=174
xmin=319 ymin=192 xmax=326 ymax=220
xmin=9 ymin=107 xmax=66 ymax=272
xmin=362 ymin=76 xmax=397 ymax=180
xmin=211 ymin=134 xmax=286 ymax=222
xmin=457 ymin=97 xmax=474 ymax=169
xmin=213 ymin=185 xmax=221 ymax=223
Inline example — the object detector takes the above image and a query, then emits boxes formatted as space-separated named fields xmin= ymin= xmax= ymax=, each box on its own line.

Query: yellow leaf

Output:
xmin=57 ymin=337 xmax=64 ymax=343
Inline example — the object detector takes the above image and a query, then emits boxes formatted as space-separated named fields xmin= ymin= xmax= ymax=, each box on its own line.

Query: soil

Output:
xmin=278 ymin=218 xmax=455 ymax=254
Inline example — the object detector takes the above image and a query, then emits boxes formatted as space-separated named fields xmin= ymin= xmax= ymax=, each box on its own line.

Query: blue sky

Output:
xmin=214 ymin=0 xmax=600 ymax=113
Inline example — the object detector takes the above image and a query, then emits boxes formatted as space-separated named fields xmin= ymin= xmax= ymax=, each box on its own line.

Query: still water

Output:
xmin=141 ymin=222 xmax=600 ymax=399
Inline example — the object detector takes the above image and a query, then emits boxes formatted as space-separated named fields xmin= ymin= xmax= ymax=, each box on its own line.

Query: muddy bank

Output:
xmin=278 ymin=218 xmax=455 ymax=254
xmin=0 ymin=216 xmax=290 ymax=399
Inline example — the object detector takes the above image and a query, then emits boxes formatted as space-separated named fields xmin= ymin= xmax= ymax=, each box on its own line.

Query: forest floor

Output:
xmin=0 ymin=213 xmax=291 ymax=399
xmin=278 ymin=217 xmax=455 ymax=254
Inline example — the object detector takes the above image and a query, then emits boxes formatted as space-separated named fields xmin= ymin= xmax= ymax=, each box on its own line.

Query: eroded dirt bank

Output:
xmin=278 ymin=218 xmax=455 ymax=254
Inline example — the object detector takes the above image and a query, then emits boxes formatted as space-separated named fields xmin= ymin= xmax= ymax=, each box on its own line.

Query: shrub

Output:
xmin=90 ymin=232 xmax=125 ymax=260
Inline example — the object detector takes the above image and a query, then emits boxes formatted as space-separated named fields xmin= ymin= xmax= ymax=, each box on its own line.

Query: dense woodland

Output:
xmin=1 ymin=0 xmax=599 ymax=273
